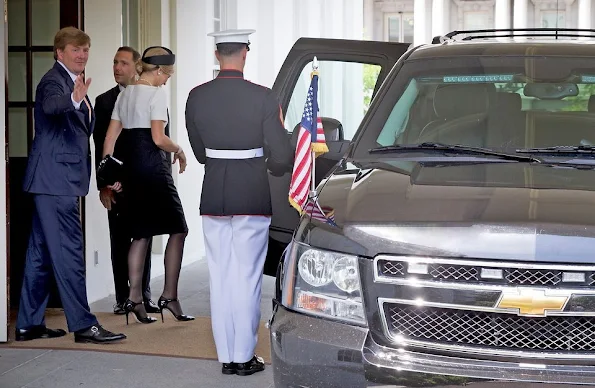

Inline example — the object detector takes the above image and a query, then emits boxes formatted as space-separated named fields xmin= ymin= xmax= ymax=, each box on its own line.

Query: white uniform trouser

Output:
xmin=203 ymin=215 xmax=271 ymax=363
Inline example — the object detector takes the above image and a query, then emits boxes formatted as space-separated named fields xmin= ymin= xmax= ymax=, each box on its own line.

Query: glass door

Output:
xmin=384 ymin=12 xmax=414 ymax=44
xmin=6 ymin=0 xmax=84 ymax=311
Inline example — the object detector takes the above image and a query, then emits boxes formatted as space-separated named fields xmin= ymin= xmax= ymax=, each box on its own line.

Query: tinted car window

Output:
xmin=354 ymin=56 xmax=595 ymax=157
xmin=284 ymin=60 xmax=383 ymax=141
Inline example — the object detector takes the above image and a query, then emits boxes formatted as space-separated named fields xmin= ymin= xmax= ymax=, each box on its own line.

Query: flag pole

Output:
xmin=308 ymin=57 xmax=332 ymax=224
xmin=310 ymin=56 xmax=319 ymax=200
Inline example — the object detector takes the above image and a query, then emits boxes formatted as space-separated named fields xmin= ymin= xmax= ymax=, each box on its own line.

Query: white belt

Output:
xmin=205 ymin=147 xmax=264 ymax=159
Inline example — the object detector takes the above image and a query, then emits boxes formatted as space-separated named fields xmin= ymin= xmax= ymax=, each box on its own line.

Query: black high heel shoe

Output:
xmin=158 ymin=296 xmax=195 ymax=322
xmin=124 ymin=299 xmax=157 ymax=325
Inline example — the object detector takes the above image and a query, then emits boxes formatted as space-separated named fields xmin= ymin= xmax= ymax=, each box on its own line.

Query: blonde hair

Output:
xmin=141 ymin=47 xmax=175 ymax=76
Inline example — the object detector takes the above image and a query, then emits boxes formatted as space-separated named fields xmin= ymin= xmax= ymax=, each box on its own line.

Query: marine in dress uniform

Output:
xmin=185 ymin=29 xmax=293 ymax=376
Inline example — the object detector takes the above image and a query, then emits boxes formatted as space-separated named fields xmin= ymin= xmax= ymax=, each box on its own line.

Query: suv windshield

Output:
xmin=355 ymin=55 xmax=595 ymax=159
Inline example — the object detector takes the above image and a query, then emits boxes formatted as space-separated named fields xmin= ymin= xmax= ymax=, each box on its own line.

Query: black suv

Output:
xmin=265 ymin=29 xmax=595 ymax=387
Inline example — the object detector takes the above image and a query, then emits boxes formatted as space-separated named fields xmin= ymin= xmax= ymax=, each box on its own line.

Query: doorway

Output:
xmin=6 ymin=0 xmax=85 ymax=315
xmin=384 ymin=12 xmax=414 ymax=43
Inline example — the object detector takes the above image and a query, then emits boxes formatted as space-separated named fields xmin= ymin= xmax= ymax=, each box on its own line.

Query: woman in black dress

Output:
xmin=102 ymin=46 xmax=193 ymax=324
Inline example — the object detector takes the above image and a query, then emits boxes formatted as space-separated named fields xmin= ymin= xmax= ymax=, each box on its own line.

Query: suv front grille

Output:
xmin=504 ymin=268 xmax=561 ymax=286
xmin=429 ymin=264 xmax=479 ymax=281
xmin=384 ymin=303 xmax=595 ymax=353
xmin=378 ymin=259 xmax=594 ymax=287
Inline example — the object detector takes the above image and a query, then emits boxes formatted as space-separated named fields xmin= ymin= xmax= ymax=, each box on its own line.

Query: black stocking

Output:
xmin=160 ymin=232 xmax=187 ymax=316
xmin=128 ymin=238 xmax=151 ymax=318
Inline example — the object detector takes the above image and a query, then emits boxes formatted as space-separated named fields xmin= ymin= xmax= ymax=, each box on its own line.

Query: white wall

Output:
xmin=82 ymin=0 xmax=210 ymax=301
xmin=84 ymin=0 xmax=123 ymax=303
xmin=169 ymin=0 xmax=212 ymax=266
xmin=231 ymin=0 xmax=363 ymax=88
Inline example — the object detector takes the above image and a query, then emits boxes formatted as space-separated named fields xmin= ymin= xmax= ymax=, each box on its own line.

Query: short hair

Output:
xmin=141 ymin=47 xmax=175 ymax=76
xmin=53 ymin=26 xmax=91 ymax=60
xmin=117 ymin=46 xmax=141 ymax=63
xmin=216 ymin=43 xmax=248 ymax=57
xmin=117 ymin=46 xmax=142 ymax=75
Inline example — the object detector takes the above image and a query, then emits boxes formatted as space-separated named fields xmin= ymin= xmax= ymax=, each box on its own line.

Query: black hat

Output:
xmin=142 ymin=46 xmax=175 ymax=66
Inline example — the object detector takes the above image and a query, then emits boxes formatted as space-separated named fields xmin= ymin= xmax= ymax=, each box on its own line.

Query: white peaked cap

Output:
xmin=207 ymin=29 xmax=256 ymax=45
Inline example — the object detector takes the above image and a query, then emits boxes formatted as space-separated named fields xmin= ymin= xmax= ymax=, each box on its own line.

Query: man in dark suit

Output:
xmin=93 ymin=46 xmax=158 ymax=315
xmin=15 ymin=27 xmax=126 ymax=344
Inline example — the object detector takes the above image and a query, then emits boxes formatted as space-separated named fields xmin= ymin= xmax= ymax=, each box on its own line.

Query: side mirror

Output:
xmin=292 ymin=117 xmax=345 ymax=141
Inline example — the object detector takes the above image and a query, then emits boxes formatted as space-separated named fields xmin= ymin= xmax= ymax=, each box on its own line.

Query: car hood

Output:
xmin=309 ymin=160 xmax=595 ymax=264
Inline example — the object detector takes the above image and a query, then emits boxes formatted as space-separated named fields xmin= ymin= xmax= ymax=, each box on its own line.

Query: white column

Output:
xmin=256 ymin=0 xmax=276 ymax=87
xmin=513 ymin=0 xmax=528 ymax=28
xmin=363 ymin=0 xmax=374 ymax=40
xmin=272 ymin=0 xmax=295 ymax=84
xmin=578 ymin=0 xmax=592 ymax=29
xmin=432 ymin=0 xmax=450 ymax=39
xmin=323 ymin=0 xmax=344 ymax=39
xmin=495 ymin=0 xmax=511 ymax=29
xmin=139 ymin=0 xmax=162 ymax=49
xmin=160 ymin=1 xmax=171 ymax=79
xmin=169 ymin=0 xmax=212 ymax=261
xmin=344 ymin=0 xmax=364 ymax=40
xmin=414 ymin=0 xmax=430 ymax=46
xmin=226 ymin=0 xmax=238 ymax=29
xmin=236 ymin=0 xmax=260 ymax=82
xmin=84 ymin=0 xmax=124 ymax=302
xmin=343 ymin=0 xmax=365 ymax=139
xmin=295 ymin=0 xmax=322 ymax=39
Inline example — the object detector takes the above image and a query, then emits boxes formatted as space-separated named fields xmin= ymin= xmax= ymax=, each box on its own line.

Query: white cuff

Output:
xmin=71 ymin=93 xmax=82 ymax=109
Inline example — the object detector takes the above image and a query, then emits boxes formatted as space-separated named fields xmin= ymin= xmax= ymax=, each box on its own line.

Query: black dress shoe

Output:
xmin=15 ymin=326 xmax=67 ymax=341
xmin=221 ymin=362 xmax=237 ymax=375
xmin=74 ymin=324 xmax=126 ymax=344
xmin=236 ymin=355 xmax=265 ymax=376
xmin=113 ymin=303 xmax=126 ymax=315
xmin=143 ymin=299 xmax=160 ymax=314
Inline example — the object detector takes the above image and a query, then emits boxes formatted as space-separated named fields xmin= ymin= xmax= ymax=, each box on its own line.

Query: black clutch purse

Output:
xmin=97 ymin=154 xmax=123 ymax=188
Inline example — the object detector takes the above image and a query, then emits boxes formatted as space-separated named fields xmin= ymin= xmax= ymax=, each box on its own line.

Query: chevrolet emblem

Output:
xmin=497 ymin=289 xmax=569 ymax=316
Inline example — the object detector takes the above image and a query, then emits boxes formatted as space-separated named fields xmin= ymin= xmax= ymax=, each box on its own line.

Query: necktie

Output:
xmin=82 ymin=97 xmax=92 ymax=124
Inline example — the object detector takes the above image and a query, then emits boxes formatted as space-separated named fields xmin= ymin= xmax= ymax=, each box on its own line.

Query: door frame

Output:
xmin=2 ymin=0 xmax=84 ymax=342
xmin=263 ymin=37 xmax=410 ymax=276
xmin=1 ymin=0 xmax=8 ymax=343
xmin=383 ymin=12 xmax=415 ymax=43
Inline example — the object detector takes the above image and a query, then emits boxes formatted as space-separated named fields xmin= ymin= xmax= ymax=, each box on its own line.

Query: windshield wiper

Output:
xmin=369 ymin=142 xmax=542 ymax=163
xmin=517 ymin=145 xmax=595 ymax=154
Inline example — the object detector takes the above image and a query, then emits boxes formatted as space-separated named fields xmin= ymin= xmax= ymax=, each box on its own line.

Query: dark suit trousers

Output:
xmin=108 ymin=196 xmax=152 ymax=305
xmin=17 ymin=195 xmax=98 ymax=332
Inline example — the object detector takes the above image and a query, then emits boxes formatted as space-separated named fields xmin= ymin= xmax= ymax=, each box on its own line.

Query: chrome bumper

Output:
xmin=363 ymin=336 xmax=595 ymax=385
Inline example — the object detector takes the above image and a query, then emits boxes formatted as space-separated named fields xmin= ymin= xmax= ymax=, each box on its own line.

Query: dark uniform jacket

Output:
xmin=185 ymin=69 xmax=293 ymax=216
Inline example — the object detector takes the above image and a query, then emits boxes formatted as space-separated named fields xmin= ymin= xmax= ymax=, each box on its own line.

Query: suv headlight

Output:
xmin=281 ymin=241 xmax=366 ymax=326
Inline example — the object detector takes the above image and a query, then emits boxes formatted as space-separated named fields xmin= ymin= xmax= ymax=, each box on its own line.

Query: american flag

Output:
xmin=288 ymin=70 xmax=329 ymax=214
